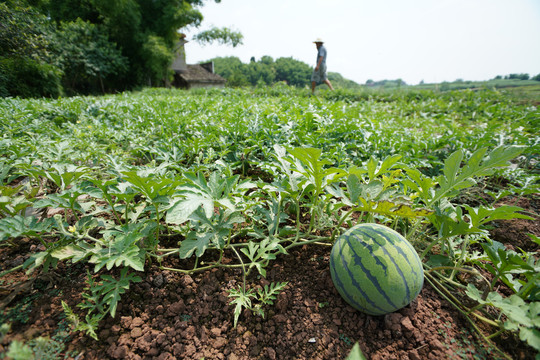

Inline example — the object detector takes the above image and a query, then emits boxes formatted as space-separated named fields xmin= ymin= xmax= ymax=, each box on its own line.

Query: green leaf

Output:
xmin=167 ymin=171 xmax=251 ymax=225
xmin=166 ymin=195 xmax=213 ymax=224
xmin=288 ymin=147 xmax=343 ymax=198
xmin=179 ymin=231 xmax=213 ymax=259
xmin=0 ymin=215 xmax=54 ymax=242
xmin=50 ymin=244 xmax=86 ymax=261
xmin=228 ymin=287 xmax=254 ymax=328
xmin=366 ymin=154 xmax=402 ymax=181
xmin=519 ymin=328 xmax=540 ymax=351
xmin=179 ymin=208 xmax=243 ymax=259
xmin=7 ymin=341 xmax=34 ymax=360
xmin=432 ymin=146 xmax=523 ymax=204
xmin=355 ymin=199 xmax=433 ymax=218
xmin=89 ymin=232 xmax=145 ymax=272
xmin=403 ymin=167 xmax=437 ymax=205
xmin=346 ymin=174 xmax=362 ymax=203
xmin=467 ymin=284 xmax=539 ymax=337
xmin=93 ymin=267 xmax=142 ymax=318
xmin=121 ymin=170 xmax=177 ymax=200
xmin=465 ymin=205 xmax=534 ymax=227
xmin=257 ymin=281 xmax=288 ymax=305
xmin=345 ymin=342 xmax=368 ymax=360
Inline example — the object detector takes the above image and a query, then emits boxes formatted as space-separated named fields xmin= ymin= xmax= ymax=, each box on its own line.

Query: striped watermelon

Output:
xmin=330 ymin=223 xmax=424 ymax=315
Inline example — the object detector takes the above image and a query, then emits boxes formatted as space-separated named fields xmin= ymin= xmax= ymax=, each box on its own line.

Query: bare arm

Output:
xmin=315 ymin=56 xmax=323 ymax=71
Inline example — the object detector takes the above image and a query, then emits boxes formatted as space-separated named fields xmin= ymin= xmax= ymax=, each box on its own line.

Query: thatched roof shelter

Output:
xmin=173 ymin=63 xmax=226 ymax=89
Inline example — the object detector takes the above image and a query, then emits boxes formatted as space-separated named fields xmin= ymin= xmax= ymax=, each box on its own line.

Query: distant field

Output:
xmin=413 ymin=79 xmax=539 ymax=90
xmin=500 ymin=84 xmax=540 ymax=103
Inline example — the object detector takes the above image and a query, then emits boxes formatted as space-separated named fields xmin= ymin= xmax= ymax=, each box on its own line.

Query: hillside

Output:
xmin=205 ymin=56 xmax=362 ymax=89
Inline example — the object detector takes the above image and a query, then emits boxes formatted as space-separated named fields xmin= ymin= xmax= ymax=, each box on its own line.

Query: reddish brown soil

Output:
xmin=0 ymin=194 xmax=538 ymax=360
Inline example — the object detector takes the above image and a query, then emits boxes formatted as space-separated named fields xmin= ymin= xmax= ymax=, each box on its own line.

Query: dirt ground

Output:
xmin=0 ymin=194 xmax=538 ymax=360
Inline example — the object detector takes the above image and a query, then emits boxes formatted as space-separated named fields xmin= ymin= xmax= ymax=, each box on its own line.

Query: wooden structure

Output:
xmin=171 ymin=36 xmax=226 ymax=89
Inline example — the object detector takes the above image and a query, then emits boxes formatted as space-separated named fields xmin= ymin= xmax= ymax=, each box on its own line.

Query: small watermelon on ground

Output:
xmin=330 ymin=223 xmax=424 ymax=315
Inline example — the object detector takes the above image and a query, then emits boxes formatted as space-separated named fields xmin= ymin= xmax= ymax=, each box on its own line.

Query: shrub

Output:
xmin=0 ymin=57 xmax=63 ymax=98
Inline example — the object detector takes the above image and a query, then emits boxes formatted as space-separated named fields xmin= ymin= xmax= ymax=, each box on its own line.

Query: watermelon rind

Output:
xmin=330 ymin=223 xmax=424 ymax=315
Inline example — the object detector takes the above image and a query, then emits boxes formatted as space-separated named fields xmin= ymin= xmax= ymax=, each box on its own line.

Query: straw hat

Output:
xmin=313 ymin=38 xmax=324 ymax=43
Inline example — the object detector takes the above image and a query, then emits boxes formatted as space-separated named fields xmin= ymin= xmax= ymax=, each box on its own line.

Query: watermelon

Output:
xmin=330 ymin=223 xmax=424 ymax=316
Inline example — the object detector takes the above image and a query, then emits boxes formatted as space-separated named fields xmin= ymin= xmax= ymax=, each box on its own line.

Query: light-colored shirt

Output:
xmin=316 ymin=45 xmax=327 ymax=67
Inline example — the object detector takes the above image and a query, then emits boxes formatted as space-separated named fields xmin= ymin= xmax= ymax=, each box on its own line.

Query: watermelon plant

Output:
xmin=0 ymin=86 xmax=538 ymax=357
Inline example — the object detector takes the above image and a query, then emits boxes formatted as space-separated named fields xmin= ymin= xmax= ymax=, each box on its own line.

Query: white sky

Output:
xmin=184 ymin=0 xmax=540 ymax=85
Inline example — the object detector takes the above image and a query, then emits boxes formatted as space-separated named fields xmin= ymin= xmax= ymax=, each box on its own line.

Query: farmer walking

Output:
xmin=311 ymin=38 xmax=334 ymax=94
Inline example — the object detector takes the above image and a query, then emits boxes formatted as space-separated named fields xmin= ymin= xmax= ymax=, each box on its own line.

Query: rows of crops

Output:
xmin=1 ymin=86 xmax=539 ymax=357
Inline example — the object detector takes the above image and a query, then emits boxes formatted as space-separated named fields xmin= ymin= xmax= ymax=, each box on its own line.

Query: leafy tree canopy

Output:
xmin=209 ymin=56 xmax=361 ymax=89
xmin=1 ymin=0 xmax=241 ymax=96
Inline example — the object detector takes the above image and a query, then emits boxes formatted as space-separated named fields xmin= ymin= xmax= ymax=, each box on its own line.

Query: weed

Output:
xmin=339 ymin=333 xmax=353 ymax=346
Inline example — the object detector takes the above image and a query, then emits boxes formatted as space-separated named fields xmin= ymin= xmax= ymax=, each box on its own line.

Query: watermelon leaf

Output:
xmin=432 ymin=146 xmax=523 ymax=205
xmin=466 ymin=284 xmax=540 ymax=350
xmin=167 ymin=171 xmax=254 ymax=225
xmin=345 ymin=343 xmax=368 ymax=360
xmin=366 ymin=154 xmax=402 ymax=182
xmin=179 ymin=208 xmax=244 ymax=259
xmin=89 ymin=231 xmax=145 ymax=272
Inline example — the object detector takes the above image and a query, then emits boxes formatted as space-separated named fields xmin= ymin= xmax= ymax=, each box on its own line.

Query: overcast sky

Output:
xmin=183 ymin=0 xmax=540 ymax=85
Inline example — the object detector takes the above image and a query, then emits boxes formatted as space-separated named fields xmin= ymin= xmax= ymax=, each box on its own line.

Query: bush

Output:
xmin=0 ymin=57 xmax=63 ymax=98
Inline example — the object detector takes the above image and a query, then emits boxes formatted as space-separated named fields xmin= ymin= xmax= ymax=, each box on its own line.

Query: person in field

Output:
xmin=311 ymin=38 xmax=334 ymax=94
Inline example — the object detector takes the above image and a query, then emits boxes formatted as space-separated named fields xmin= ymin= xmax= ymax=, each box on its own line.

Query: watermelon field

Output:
xmin=0 ymin=86 xmax=539 ymax=359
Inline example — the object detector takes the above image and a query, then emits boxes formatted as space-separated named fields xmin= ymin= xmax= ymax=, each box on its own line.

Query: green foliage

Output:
xmin=0 ymin=57 xmax=63 ymax=98
xmin=141 ymin=34 xmax=175 ymax=86
xmin=477 ymin=240 xmax=539 ymax=299
xmin=52 ymin=18 xmax=128 ymax=94
xmin=466 ymin=284 xmax=540 ymax=352
xmin=6 ymin=340 xmax=34 ymax=360
xmin=228 ymin=281 xmax=288 ymax=328
xmin=0 ymin=216 xmax=53 ymax=242
xmin=89 ymin=229 xmax=146 ymax=272
xmin=0 ymin=3 xmax=63 ymax=97
xmin=506 ymin=73 xmax=530 ymax=81
xmin=328 ymin=72 xmax=363 ymax=90
xmin=365 ymin=78 xmax=407 ymax=88
xmin=1 ymin=0 xmax=239 ymax=94
xmin=62 ymin=267 xmax=142 ymax=339
xmin=193 ymin=27 xmax=243 ymax=47
xmin=345 ymin=343 xmax=368 ymax=360
xmin=167 ymin=172 xmax=254 ymax=224
xmin=0 ymin=3 xmax=52 ymax=59
xmin=209 ymin=55 xmax=360 ymax=88
xmin=211 ymin=56 xmax=250 ymax=87
xmin=6 ymin=335 xmax=67 ymax=360
xmin=0 ymin=87 xmax=538 ymax=356
xmin=274 ymin=57 xmax=313 ymax=87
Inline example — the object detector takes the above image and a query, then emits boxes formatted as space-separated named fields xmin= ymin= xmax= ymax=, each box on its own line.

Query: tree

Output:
xmin=274 ymin=57 xmax=311 ymax=87
xmin=260 ymin=56 xmax=274 ymax=66
xmin=52 ymin=19 xmax=128 ymax=94
xmin=532 ymin=73 xmax=540 ymax=82
xmin=0 ymin=2 xmax=50 ymax=58
xmin=193 ymin=27 xmax=243 ymax=47
xmin=209 ymin=56 xmax=360 ymax=89
xmin=246 ymin=61 xmax=275 ymax=85
xmin=31 ymin=0 xmax=242 ymax=89
xmin=507 ymin=73 xmax=530 ymax=80
xmin=0 ymin=2 xmax=62 ymax=97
